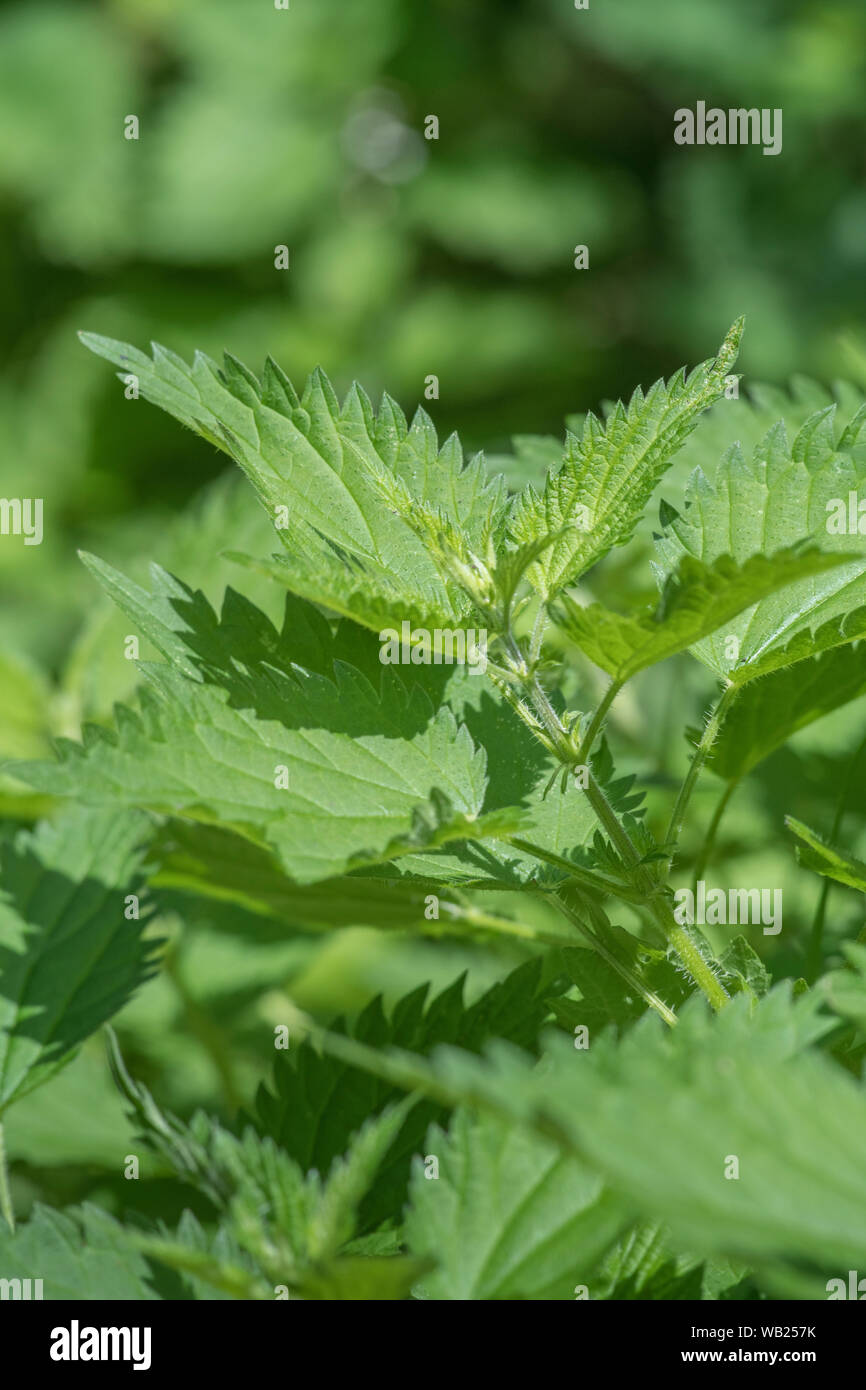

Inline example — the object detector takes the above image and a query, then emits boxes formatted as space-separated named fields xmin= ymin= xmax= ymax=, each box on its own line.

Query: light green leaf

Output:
xmin=405 ymin=1109 xmax=628 ymax=1299
xmin=4 ymin=1045 xmax=137 ymax=1168
xmin=594 ymin=1221 xmax=750 ymax=1300
xmin=0 ymin=1203 xmax=158 ymax=1300
xmin=17 ymin=667 xmax=486 ymax=886
xmin=555 ymin=547 xmax=847 ymax=682
xmin=225 ymin=534 xmax=450 ymax=636
xmin=19 ymin=558 xmax=638 ymax=892
xmin=786 ymin=816 xmax=866 ymax=892
xmin=0 ymin=649 xmax=55 ymax=818
xmin=14 ymin=564 xmax=489 ymax=885
xmin=655 ymin=407 xmax=866 ymax=683
xmin=717 ymin=936 xmax=771 ymax=1001
xmin=372 ymin=738 xmax=643 ymax=890
xmin=109 ymin=1033 xmax=416 ymax=1297
xmin=306 ymin=1103 xmax=410 ymax=1262
xmin=816 ymin=943 xmax=866 ymax=1030
xmin=709 ymin=644 xmax=866 ymax=781
xmin=132 ymin=1215 xmax=266 ymax=1301
xmin=308 ymin=988 xmax=866 ymax=1274
xmin=78 ymin=335 xmax=506 ymax=631
xmin=508 ymin=320 xmax=742 ymax=597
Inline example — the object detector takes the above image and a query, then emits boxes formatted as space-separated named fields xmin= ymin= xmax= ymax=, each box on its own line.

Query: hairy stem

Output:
xmin=649 ymin=906 xmax=729 ymax=1012
xmin=806 ymin=731 xmax=866 ymax=982
xmin=504 ymin=835 xmax=645 ymax=903
xmin=528 ymin=603 xmax=548 ymax=666
xmin=0 ymin=1122 xmax=14 ymax=1233
xmin=554 ymin=890 xmax=678 ymax=1027
xmin=664 ymin=681 xmax=739 ymax=870
xmin=578 ymin=677 xmax=623 ymax=763
xmin=500 ymin=629 xmax=729 ymax=1010
xmin=438 ymin=898 xmax=575 ymax=950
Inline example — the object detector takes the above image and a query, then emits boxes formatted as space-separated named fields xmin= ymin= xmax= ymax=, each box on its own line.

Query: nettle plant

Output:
xmin=4 ymin=320 xmax=866 ymax=1299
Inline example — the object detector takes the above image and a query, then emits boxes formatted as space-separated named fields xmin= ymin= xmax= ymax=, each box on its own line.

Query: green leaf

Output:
xmin=405 ymin=1109 xmax=628 ymax=1299
xmin=555 ymin=547 xmax=850 ymax=683
xmin=152 ymin=821 xmax=441 ymax=931
xmin=292 ymin=1254 xmax=432 ymax=1301
xmin=0 ymin=807 xmax=157 ymax=1113
xmin=132 ymin=1214 xmax=266 ymax=1301
xmin=78 ymin=336 xmax=507 ymax=632
xmin=307 ymin=987 xmax=866 ymax=1275
xmin=0 ymin=1203 xmax=158 ymax=1299
xmin=253 ymin=961 xmax=558 ymax=1232
xmin=508 ymin=320 xmax=743 ymax=597
xmin=3 ymin=1045 xmax=137 ymax=1168
xmin=816 ymin=943 xmax=866 ymax=1030
xmin=108 ymin=1030 xmax=414 ymax=1294
xmin=717 ymin=936 xmax=771 ymax=1001
xmin=594 ymin=1221 xmax=750 ymax=1300
xmin=225 ymin=534 xmax=453 ymax=636
xmin=306 ymin=1103 xmax=411 ymax=1261
xmin=0 ymin=649 xmax=55 ymax=817
xmin=709 ymin=644 xmax=866 ymax=781
xmin=18 ymin=557 xmax=640 ymax=892
xmin=0 ymin=651 xmax=53 ymax=758
xmin=375 ymin=723 xmax=644 ymax=891
xmin=655 ymin=407 xmax=866 ymax=683
xmin=14 ymin=566 xmax=489 ymax=885
xmin=552 ymin=940 xmax=690 ymax=1040
xmin=786 ymin=816 xmax=866 ymax=892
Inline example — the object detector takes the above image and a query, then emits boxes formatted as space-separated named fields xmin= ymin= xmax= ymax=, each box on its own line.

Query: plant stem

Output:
xmin=806 ymin=731 xmax=866 ymax=982
xmin=438 ymin=899 xmax=575 ymax=951
xmin=528 ymin=603 xmax=548 ymax=666
xmin=692 ymin=778 xmax=740 ymax=894
xmin=501 ymin=631 xmax=729 ymax=1010
xmin=0 ymin=1121 xmax=15 ymax=1233
xmin=578 ymin=677 xmax=623 ymax=763
xmin=652 ymin=908 xmax=729 ymax=1011
xmin=504 ymin=835 xmax=645 ymax=903
xmin=554 ymin=890 xmax=678 ymax=1027
xmin=505 ymin=639 xmax=642 ymax=861
xmin=664 ymin=681 xmax=739 ymax=868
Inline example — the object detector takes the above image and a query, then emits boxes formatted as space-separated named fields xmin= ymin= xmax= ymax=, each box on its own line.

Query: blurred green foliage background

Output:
xmin=3 ymin=0 xmax=866 ymax=1223
xmin=4 ymin=0 xmax=866 ymax=672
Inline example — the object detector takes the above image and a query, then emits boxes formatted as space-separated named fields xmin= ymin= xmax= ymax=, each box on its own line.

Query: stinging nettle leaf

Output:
xmin=708 ymin=643 xmax=866 ymax=782
xmin=814 ymin=943 xmax=866 ymax=1031
xmin=78 ymin=333 xmax=507 ymax=634
xmin=507 ymin=319 xmax=743 ymax=598
xmin=108 ymin=1028 xmax=414 ymax=1295
xmin=0 ymin=1203 xmax=160 ymax=1300
xmin=15 ymin=665 xmax=488 ymax=887
xmin=253 ymin=960 xmax=558 ymax=1233
xmin=555 ymin=547 xmax=850 ymax=682
xmin=405 ymin=1109 xmax=628 ymax=1299
xmin=0 ymin=806 xmax=158 ymax=1113
xmin=309 ymin=987 xmax=866 ymax=1276
xmin=786 ymin=816 xmax=866 ymax=894
xmin=55 ymin=555 xmax=642 ymax=894
xmin=13 ymin=563 xmax=490 ymax=885
xmin=655 ymin=407 xmax=866 ymax=684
